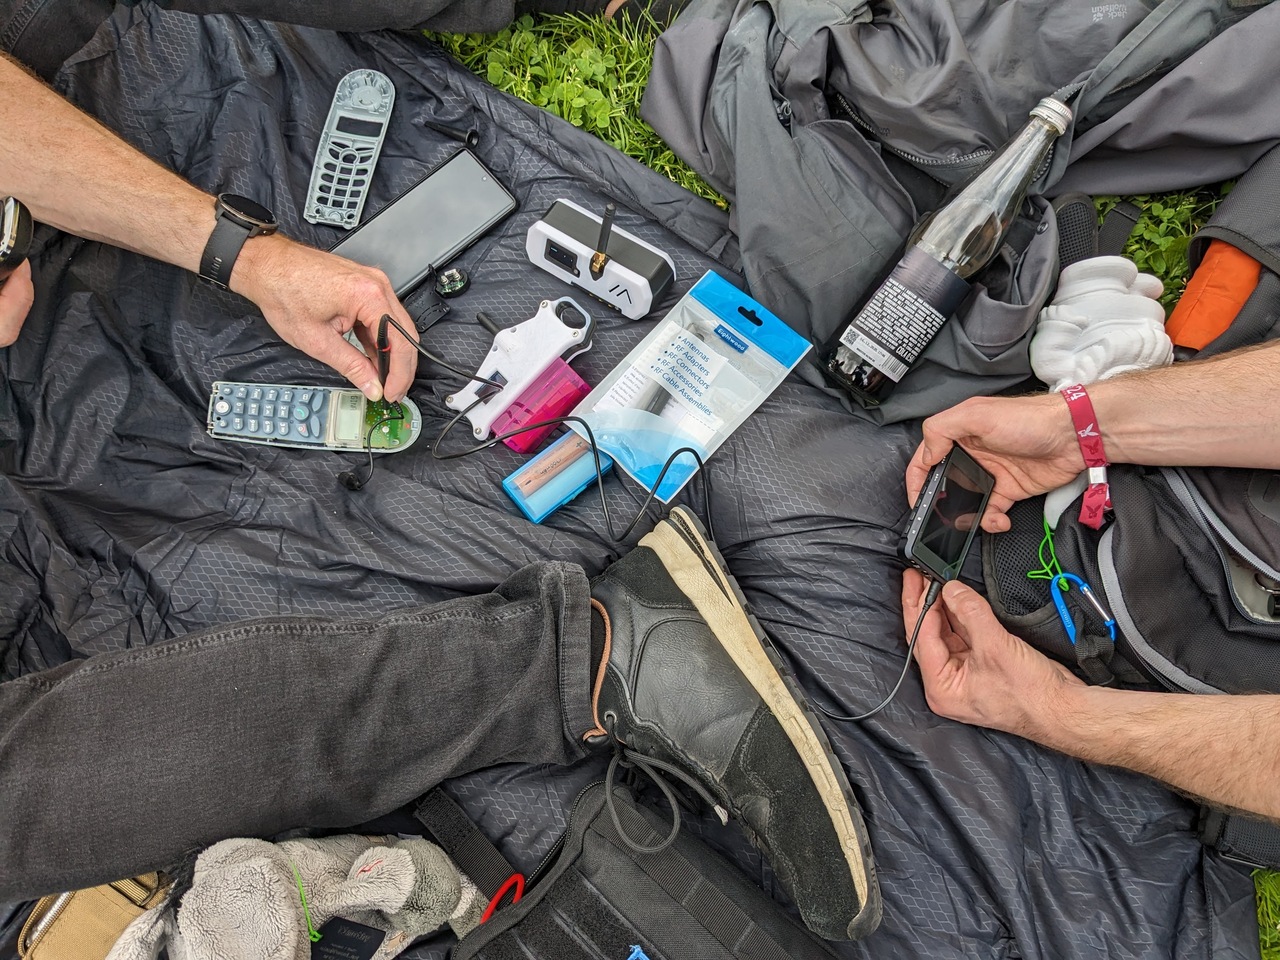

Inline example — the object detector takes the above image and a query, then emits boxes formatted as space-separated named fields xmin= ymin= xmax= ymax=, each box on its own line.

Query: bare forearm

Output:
xmin=1028 ymin=684 xmax=1280 ymax=820
xmin=0 ymin=55 xmax=212 ymax=271
xmin=1088 ymin=341 xmax=1280 ymax=470
xmin=0 ymin=56 xmax=421 ymax=399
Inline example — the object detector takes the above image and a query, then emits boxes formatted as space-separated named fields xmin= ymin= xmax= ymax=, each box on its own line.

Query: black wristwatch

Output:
xmin=198 ymin=193 xmax=279 ymax=290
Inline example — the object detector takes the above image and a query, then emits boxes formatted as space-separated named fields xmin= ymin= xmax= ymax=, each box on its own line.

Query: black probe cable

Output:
xmin=336 ymin=313 xmax=503 ymax=489
xmin=364 ymin=311 xmax=717 ymax=543
xmin=379 ymin=313 xmax=505 ymax=390
xmin=813 ymin=578 xmax=944 ymax=723
xmin=338 ymin=408 xmax=406 ymax=491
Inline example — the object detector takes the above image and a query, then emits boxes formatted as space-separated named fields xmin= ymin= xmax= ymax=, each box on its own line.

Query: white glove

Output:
xmin=1030 ymin=256 xmax=1172 ymax=528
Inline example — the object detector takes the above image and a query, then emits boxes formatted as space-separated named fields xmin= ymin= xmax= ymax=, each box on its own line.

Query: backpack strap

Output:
xmin=1097 ymin=200 xmax=1142 ymax=257
xmin=414 ymin=789 xmax=522 ymax=903
xmin=1071 ymin=630 xmax=1118 ymax=687
xmin=1198 ymin=807 xmax=1280 ymax=869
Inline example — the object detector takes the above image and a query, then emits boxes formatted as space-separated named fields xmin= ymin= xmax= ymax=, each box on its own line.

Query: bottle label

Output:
xmin=837 ymin=247 xmax=971 ymax=382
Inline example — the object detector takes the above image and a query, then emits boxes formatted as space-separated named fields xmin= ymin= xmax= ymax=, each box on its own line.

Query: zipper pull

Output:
xmin=774 ymin=98 xmax=793 ymax=131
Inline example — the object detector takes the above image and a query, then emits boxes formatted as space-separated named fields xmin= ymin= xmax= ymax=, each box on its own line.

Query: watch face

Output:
xmin=218 ymin=193 xmax=276 ymax=228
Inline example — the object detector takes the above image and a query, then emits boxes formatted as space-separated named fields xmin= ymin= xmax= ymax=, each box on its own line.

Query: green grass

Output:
xmin=430 ymin=15 xmax=723 ymax=207
xmin=1262 ymin=870 xmax=1280 ymax=957
xmin=1097 ymin=186 xmax=1232 ymax=312
xmin=430 ymin=14 xmax=1278 ymax=955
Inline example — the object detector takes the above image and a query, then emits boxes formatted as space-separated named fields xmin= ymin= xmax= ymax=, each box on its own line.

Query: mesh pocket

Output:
xmin=985 ymin=497 xmax=1057 ymax=617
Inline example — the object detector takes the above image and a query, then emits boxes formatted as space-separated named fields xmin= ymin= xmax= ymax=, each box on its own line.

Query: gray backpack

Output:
xmin=984 ymin=144 xmax=1280 ymax=868
xmin=643 ymin=0 xmax=1276 ymax=422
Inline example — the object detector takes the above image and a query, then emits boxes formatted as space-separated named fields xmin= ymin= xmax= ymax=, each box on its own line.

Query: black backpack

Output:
xmin=414 ymin=784 xmax=838 ymax=960
xmin=985 ymin=144 xmax=1280 ymax=868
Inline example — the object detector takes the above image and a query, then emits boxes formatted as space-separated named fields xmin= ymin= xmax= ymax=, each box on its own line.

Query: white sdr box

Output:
xmin=525 ymin=199 xmax=675 ymax=320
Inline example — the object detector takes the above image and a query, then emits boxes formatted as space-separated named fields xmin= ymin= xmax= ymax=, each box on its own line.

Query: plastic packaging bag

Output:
xmin=572 ymin=272 xmax=811 ymax=502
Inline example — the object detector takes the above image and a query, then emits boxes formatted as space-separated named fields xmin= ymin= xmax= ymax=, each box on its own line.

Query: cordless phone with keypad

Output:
xmin=206 ymin=382 xmax=422 ymax=453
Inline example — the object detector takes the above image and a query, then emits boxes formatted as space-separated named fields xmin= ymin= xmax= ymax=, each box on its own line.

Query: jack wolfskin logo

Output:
xmin=627 ymin=947 xmax=652 ymax=960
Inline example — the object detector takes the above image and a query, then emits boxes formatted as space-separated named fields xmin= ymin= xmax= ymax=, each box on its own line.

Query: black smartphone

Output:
xmin=899 ymin=444 xmax=996 ymax=583
xmin=329 ymin=149 xmax=517 ymax=297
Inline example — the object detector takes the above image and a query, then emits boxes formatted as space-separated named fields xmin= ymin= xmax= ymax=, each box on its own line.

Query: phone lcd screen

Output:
xmin=330 ymin=149 xmax=517 ymax=296
xmin=332 ymin=391 xmax=366 ymax=442
xmin=336 ymin=116 xmax=385 ymax=138
xmin=911 ymin=447 xmax=994 ymax=579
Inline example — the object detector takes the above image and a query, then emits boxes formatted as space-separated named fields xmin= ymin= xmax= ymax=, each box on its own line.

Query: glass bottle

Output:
xmin=824 ymin=97 xmax=1072 ymax=406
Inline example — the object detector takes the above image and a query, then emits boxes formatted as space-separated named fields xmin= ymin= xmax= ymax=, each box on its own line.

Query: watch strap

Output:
xmin=1060 ymin=383 xmax=1112 ymax=530
xmin=199 ymin=212 xmax=251 ymax=290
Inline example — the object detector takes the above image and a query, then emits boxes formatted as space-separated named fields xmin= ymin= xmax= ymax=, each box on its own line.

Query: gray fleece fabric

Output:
xmin=107 ymin=835 xmax=484 ymax=960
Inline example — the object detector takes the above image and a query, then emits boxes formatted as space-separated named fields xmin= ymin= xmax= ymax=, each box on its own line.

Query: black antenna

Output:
xmin=590 ymin=202 xmax=616 ymax=279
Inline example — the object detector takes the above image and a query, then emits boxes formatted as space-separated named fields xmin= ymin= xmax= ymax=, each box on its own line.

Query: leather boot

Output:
xmin=586 ymin=506 xmax=881 ymax=941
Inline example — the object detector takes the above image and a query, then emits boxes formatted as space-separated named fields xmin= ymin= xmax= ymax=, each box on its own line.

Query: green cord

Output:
xmin=1027 ymin=515 xmax=1069 ymax=591
xmin=290 ymin=863 xmax=323 ymax=943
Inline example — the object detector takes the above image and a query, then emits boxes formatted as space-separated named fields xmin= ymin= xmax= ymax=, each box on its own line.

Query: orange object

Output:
xmin=1166 ymin=239 xmax=1262 ymax=350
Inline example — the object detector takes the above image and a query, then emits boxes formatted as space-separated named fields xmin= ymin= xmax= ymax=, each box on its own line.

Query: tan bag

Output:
xmin=18 ymin=874 xmax=167 ymax=960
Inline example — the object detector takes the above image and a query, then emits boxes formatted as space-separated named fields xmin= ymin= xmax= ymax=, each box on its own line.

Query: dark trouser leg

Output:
xmin=0 ymin=561 xmax=593 ymax=901
xmin=161 ymin=0 xmax=518 ymax=33
xmin=0 ymin=0 xmax=116 ymax=80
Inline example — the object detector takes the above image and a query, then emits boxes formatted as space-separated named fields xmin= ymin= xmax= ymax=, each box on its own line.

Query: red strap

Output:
xmin=1060 ymin=383 xmax=1111 ymax=530
xmin=480 ymin=873 xmax=525 ymax=924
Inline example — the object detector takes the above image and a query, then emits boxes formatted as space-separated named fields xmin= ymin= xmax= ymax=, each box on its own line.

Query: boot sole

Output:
xmin=640 ymin=506 xmax=882 ymax=939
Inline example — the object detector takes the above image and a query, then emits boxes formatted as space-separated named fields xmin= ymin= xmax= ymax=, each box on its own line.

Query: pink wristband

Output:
xmin=1060 ymin=383 xmax=1111 ymax=530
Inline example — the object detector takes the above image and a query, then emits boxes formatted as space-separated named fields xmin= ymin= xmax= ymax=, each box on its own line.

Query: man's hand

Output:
xmin=902 ymin=569 xmax=1083 ymax=737
xmin=0 ymin=259 xmax=34 ymax=347
xmin=905 ymin=394 xmax=1085 ymax=533
xmin=230 ymin=235 xmax=419 ymax=402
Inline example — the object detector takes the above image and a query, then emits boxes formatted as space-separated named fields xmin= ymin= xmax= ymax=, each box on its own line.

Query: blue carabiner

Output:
xmin=1049 ymin=572 xmax=1118 ymax=645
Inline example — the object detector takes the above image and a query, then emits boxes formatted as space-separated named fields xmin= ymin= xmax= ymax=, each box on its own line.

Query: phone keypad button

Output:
xmin=265 ymin=389 xmax=278 ymax=401
xmin=250 ymin=387 xmax=262 ymax=400
xmin=277 ymin=420 xmax=290 ymax=436
xmin=309 ymin=415 xmax=322 ymax=438
xmin=248 ymin=402 xmax=259 ymax=416
xmin=262 ymin=403 xmax=275 ymax=418
xmin=214 ymin=399 xmax=231 ymax=415
xmin=280 ymin=390 xmax=293 ymax=403
xmin=311 ymin=392 xmax=325 ymax=412
xmin=293 ymin=404 xmax=309 ymax=421
xmin=296 ymin=422 xmax=310 ymax=439
xmin=233 ymin=401 xmax=244 ymax=414
xmin=262 ymin=421 xmax=274 ymax=435
xmin=232 ymin=417 xmax=243 ymax=431
xmin=247 ymin=419 xmax=259 ymax=433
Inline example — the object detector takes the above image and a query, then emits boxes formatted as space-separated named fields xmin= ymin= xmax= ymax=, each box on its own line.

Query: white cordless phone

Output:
xmin=305 ymin=69 xmax=395 ymax=229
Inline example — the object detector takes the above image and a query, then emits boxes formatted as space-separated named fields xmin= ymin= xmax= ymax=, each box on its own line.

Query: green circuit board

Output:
xmin=364 ymin=398 xmax=416 ymax=450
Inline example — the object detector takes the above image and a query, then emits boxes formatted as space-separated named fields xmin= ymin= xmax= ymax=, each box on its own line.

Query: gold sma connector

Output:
xmin=589 ymin=201 xmax=616 ymax=280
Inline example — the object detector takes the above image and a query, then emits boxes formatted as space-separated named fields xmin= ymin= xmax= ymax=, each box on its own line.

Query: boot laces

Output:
xmin=603 ymin=715 xmax=729 ymax=855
